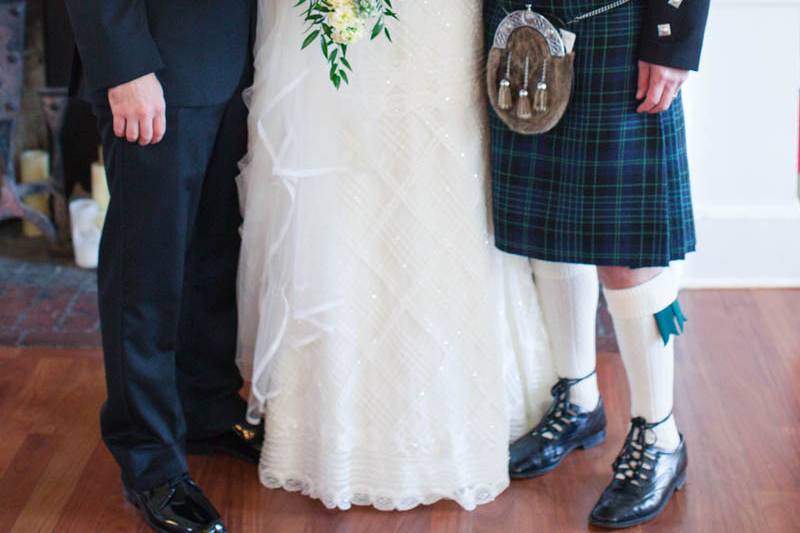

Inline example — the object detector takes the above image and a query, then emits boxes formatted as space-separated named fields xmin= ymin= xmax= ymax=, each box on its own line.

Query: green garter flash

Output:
xmin=654 ymin=300 xmax=687 ymax=346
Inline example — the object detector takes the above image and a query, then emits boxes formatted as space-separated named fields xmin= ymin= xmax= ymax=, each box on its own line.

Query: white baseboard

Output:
xmin=683 ymin=278 xmax=800 ymax=289
xmin=682 ymin=207 xmax=800 ymax=288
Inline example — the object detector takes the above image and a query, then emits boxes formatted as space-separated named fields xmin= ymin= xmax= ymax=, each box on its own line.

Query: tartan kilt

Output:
xmin=485 ymin=0 xmax=696 ymax=268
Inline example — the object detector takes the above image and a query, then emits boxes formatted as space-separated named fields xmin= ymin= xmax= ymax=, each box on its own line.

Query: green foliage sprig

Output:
xmin=296 ymin=0 xmax=398 ymax=89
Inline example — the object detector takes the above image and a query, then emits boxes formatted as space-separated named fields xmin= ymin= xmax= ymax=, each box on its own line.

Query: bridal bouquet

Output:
xmin=296 ymin=0 xmax=397 ymax=88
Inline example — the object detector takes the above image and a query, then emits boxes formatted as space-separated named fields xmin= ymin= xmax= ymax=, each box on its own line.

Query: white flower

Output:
xmin=326 ymin=0 xmax=374 ymax=44
xmin=354 ymin=0 xmax=380 ymax=18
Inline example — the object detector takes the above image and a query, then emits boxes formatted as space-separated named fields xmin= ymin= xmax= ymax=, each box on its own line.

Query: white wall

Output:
xmin=682 ymin=0 xmax=800 ymax=287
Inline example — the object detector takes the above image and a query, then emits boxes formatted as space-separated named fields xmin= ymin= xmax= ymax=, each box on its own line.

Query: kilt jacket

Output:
xmin=640 ymin=0 xmax=710 ymax=71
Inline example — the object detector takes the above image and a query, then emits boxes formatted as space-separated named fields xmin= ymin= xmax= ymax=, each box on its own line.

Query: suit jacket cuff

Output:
xmin=639 ymin=40 xmax=701 ymax=71
xmin=79 ymin=31 xmax=164 ymax=91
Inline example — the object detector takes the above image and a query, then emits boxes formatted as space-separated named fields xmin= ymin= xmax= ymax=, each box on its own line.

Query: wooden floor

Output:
xmin=0 ymin=290 xmax=798 ymax=533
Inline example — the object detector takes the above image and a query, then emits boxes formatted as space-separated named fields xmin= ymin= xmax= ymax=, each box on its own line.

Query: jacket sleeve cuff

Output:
xmin=78 ymin=31 xmax=164 ymax=91
xmin=639 ymin=39 xmax=701 ymax=71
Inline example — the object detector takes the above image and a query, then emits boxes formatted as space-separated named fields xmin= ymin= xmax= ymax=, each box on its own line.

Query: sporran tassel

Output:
xmin=498 ymin=53 xmax=513 ymax=110
xmin=516 ymin=56 xmax=532 ymax=119
xmin=534 ymin=58 xmax=549 ymax=113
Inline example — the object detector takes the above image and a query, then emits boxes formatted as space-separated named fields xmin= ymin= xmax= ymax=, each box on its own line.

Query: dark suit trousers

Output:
xmin=93 ymin=89 xmax=247 ymax=491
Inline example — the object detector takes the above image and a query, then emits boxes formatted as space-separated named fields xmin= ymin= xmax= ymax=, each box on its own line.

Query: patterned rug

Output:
xmin=0 ymin=221 xmax=616 ymax=350
xmin=0 ymin=222 xmax=100 ymax=348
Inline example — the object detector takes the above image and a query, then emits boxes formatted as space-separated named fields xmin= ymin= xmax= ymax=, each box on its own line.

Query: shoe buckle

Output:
xmin=234 ymin=424 xmax=257 ymax=442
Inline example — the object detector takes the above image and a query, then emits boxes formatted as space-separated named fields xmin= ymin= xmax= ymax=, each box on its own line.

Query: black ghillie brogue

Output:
xmin=509 ymin=371 xmax=606 ymax=479
xmin=590 ymin=415 xmax=688 ymax=529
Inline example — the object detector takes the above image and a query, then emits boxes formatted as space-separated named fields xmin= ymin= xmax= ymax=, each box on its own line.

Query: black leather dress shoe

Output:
xmin=509 ymin=376 xmax=607 ymax=479
xmin=124 ymin=475 xmax=226 ymax=533
xmin=589 ymin=417 xmax=688 ymax=529
xmin=187 ymin=421 xmax=264 ymax=464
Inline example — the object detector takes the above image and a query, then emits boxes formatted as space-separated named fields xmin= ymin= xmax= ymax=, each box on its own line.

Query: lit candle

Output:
xmin=91 ymin=159 xmax=110 ymax=228
xmin=19 ymin=150 xmax=50 ymax=238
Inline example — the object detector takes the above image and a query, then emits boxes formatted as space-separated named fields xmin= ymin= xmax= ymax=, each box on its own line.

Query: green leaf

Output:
xmin=321 ymin=35 xmax=329 ymax=58
xmin=302 ymin=29 xmax=320 ymax=49
xmin=371 ymin=20 xmax=384 ymax=40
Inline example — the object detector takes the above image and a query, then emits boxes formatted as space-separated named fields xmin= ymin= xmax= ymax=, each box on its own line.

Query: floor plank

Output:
xmin=0 ymin=290 xmax=797 ymax=533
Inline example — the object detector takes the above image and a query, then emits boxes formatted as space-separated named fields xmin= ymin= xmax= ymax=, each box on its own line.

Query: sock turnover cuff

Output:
xmin=603 ymin=269 xmax=679 ymax=320
xmin=531 ymin=259 xmax=597 ymax=280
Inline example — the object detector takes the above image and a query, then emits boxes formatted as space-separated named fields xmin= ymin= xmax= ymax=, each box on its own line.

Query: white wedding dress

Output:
xmin=236 ymin=0 xmax=556 ymax=511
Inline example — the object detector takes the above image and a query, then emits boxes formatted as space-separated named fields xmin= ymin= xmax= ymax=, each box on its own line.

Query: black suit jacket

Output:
xmin=640 ymin=0 xmax=710 ymax=71
xmin=64 ymin=0 xmax=255 ymax=107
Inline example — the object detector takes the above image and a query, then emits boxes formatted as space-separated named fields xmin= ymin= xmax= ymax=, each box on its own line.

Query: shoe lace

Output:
xmin=612 ymin=414 xmax=671 ymax=487
xmin=531 ymin=374 xmax=592 ymax=441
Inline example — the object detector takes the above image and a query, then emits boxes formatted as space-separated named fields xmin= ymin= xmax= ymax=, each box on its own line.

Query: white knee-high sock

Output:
xmin=603 ymin=270 xmax=682 ymax=451
xmin=532 ymin=260 xmax=600 ymax=410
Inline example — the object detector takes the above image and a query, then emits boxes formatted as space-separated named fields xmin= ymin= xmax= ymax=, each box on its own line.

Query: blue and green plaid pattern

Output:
xmin=485 ymin=0 xmax=696 ymax=268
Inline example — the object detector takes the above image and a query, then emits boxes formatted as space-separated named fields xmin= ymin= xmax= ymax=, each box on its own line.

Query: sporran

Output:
xmin=487 ymin=1 xmax=632 ymax=135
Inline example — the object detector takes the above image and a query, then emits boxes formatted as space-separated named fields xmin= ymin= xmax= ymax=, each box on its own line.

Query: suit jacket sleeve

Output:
xmin=64 ymin=0 xmax=164 ymax=91
xmin=639 ymin=0 xmax=710 ymax=71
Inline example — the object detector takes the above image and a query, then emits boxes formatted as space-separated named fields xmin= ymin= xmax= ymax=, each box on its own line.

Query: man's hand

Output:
xmin=107 ymin=73 xmax=166 ymax=146
xmin=636 ymin=61 xmax=690 ymax=114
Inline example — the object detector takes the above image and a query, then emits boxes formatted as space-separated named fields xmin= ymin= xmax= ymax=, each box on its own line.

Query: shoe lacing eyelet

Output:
xmin=612 ymin=417 xmax=669 ymax=487
xmin=536 ymin=377 xmax=591 ymax=441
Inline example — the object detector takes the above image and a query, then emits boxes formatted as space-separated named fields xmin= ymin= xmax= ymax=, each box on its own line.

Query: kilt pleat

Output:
xmin=486 ymin=0 xmax=696 ymax=268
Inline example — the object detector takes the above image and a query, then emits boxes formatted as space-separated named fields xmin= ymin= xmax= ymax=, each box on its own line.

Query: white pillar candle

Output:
xmin=19 ymin=150 xmax=51 ymax=238
xmin=69 ymin=199 xmax=101 ymax=269
xmin=91 ymin=162 xmax=110 ymax=211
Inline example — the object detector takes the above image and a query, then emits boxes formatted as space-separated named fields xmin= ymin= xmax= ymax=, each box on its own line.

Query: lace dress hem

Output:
xmin=259 ymin=467 xmax=510 ymax=512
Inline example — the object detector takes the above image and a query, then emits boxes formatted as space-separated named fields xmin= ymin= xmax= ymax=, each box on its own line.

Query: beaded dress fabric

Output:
xmin=236 ymin=0 xmax=556 ymax=511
